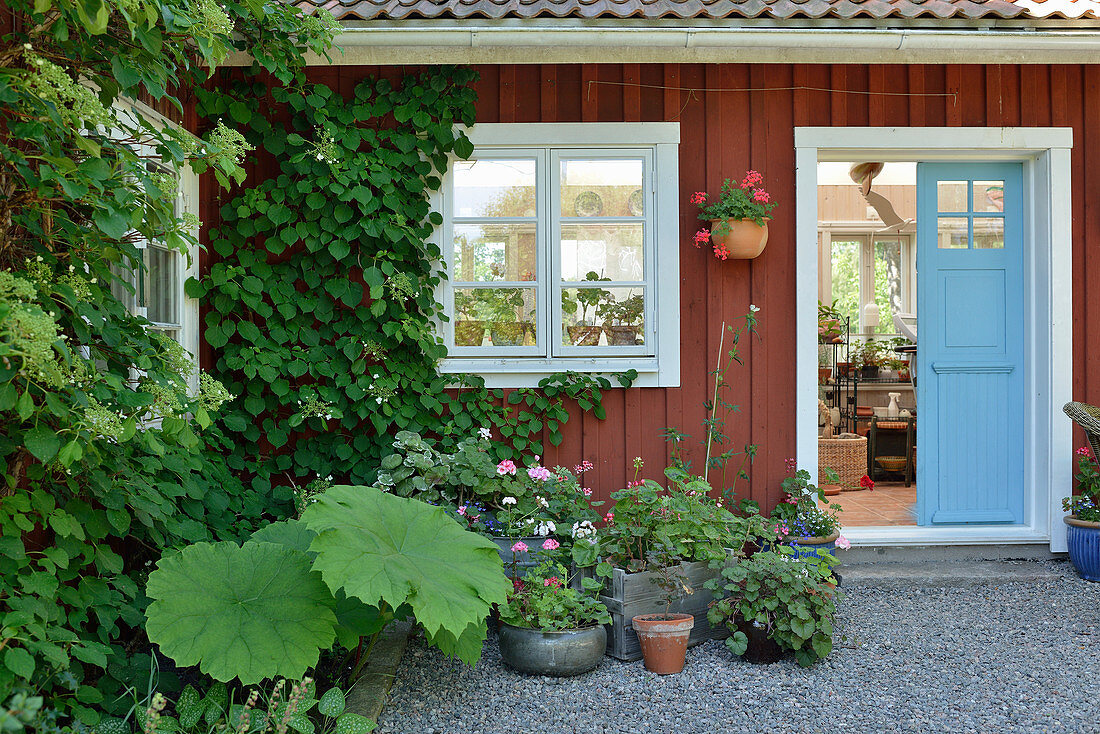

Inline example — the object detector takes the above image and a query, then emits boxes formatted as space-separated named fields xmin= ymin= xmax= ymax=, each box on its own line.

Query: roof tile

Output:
xmin=303 ymin=0 xmax=1098 ymax=20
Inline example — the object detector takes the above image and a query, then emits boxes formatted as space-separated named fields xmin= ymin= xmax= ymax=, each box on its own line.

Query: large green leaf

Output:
xmin=301 ymin=486 xmax=509 ymax=660
xmin=145 ymin=541 xmax=337 ymax=684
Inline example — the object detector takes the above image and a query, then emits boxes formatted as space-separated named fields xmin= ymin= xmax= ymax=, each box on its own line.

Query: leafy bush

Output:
xmin=595 ymin=468 xmax=767 ymax=575
xmin=146 ymin=486 xmax=510 ymax=683
xmin=706 ymin=549 xmax=839 ymax=667
xmin=499 ymin=560 xmax=610 ymax=632
xmin=0 ymin=0 xmax=337 ymax=721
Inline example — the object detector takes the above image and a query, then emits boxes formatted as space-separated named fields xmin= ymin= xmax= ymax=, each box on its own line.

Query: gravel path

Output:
xmin=376 ymin=560 xmax=1100 ymax=734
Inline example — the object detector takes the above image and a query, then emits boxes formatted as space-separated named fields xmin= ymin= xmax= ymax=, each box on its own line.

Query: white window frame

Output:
xmin=110 ymin=97 xmax=201 ymax=394
xmin=436 ymin=123 xmax=680 ymax=388
xmin=820 ymin=230 xmax=914 ymax=338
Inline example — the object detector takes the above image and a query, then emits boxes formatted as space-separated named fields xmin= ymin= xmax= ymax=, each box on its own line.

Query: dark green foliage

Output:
xmin=195 ymin=70 xmax=635 ymax=490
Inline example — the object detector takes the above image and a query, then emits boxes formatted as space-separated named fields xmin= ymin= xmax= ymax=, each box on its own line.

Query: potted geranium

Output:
xmin=562 ymin=272 xmax=610 ymax=346
xmin=818 ymin=301 xmax=845 ymax=344
xmin=689 ymin=170 xmax=777 ymax=260
xmin=594 ymin=464 xmax=769 ymax=662
xmin=706 ymin=548 xmax=839 ymax=666
xmin=498 ymin=558 xmax=611 ymax=676
xmin=768 ymin=465 xmax=848 ymax=563
xmin=1063 ymin=446 xmax=1100 ymax=581
xmin=493 ymin=459 xmax=603 ymax=576
xmin=596 ymin=292 xmax=644 ymax=346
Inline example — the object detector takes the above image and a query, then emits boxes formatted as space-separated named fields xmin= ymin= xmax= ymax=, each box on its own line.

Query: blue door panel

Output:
xmin=916 ymin=162 xmax=1025 ymax=526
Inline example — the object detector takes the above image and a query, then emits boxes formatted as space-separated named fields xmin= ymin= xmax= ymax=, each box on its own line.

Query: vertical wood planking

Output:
xmin=196 ymin=62 xmax=1095 ymax=510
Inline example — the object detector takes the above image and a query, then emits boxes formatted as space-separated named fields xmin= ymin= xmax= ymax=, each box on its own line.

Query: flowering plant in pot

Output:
xmin=818 ymin=301 xmax=845 ymax=344
xmin=498 ymin=558 xmax=612 ymax=676
xmin=706 ymin=548 xmax=839 ymax=666
xmin=768 ymin=463 xmax=850 ymax=562
xmin=690 ymin=171 xmax=777 ymax=260
xmin=493 ymin=459 xmax=603 ymax=571
xmin=1063 ymin=446 xmax=1100 ymax=581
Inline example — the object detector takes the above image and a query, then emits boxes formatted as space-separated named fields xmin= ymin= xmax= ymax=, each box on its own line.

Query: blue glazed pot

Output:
xmin=1065 ymin=516 xmax=1100 ymax=582
xmin=763 ymin=533 xmax=839 ymax=561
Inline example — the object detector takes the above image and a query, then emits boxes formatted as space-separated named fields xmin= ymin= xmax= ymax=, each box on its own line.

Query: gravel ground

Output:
xmin=376 ymin=560 xmax=1100 ymax=734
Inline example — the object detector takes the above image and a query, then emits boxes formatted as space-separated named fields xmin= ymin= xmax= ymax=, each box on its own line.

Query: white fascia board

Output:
xmin=219 ymin=25 xmax=1100 ymax=66
xmin=465 ymin=122 xmax=680 ymax=147
xmin=797 ymin=127 xmax=1074 ymax=155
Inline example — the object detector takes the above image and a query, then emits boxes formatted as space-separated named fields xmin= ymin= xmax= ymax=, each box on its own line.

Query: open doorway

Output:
xmin=816 ymin=161 xmax=918 ymax=527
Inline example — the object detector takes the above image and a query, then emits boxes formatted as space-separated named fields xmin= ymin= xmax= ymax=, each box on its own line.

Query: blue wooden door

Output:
xmin=916 ymin=162 xmax=1025 ymax=525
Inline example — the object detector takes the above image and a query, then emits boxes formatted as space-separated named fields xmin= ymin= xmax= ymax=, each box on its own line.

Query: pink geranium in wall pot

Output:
xmin=690 ymin=171 xmax=778 ymax=260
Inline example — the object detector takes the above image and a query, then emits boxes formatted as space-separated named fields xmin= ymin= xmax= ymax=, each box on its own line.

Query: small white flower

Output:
xmin=536 ymin=495 xmax=549 ymax=509
xmin=375 ymin=397 xmax=383 ymax=404
xmin=749 ymin=304 xmax=760 ymax=312
xmin=478 ymin=427 xmax=492 ymax=440
xmin=501 ymin=496 xmax=517 ymax=506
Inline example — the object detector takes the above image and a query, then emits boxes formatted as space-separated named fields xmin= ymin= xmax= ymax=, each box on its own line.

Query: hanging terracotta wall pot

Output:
xmin=710 ymin=218 xmax=769 ymax=259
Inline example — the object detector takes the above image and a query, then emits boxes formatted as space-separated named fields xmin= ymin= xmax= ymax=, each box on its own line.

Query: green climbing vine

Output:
xmin=193 ymin=69 xmax=634 ymax=493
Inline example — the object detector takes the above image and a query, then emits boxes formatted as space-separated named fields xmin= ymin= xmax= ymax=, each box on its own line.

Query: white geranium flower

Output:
xmin=501 ymin=496 xmax=517 ymax=506
xmin=535 ymin=495 xmax=549 ymax=509
xmin=749 ymin=304 xmax=760 ymax=312
xmin=479 ymin=427 xmax=492 ymax=440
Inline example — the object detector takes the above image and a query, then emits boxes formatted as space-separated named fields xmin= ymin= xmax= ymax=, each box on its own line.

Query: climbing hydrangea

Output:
xmin=22 ymin=50 xmax=113 ymax=127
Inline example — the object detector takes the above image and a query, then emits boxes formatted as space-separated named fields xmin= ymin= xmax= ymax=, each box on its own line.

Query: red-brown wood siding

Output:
xmin=199 ymin=63 xmax=1100 ymax=512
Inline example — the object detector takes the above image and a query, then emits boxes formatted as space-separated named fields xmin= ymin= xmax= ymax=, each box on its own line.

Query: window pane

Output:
xmin=453 ymin=224 xmax=537 ymax=282
xmin=145 ymin=246 xmax=179 ymax=326
xmin=560 ymin=159 xmax=644 ymax=218
xmin=560 ymin=223 xmax=644 ymax=282
xmin=562 ymin=286 xmax=644 ymax=347
xmin=973 ymin=181 xmax=1005 ymax=213
xmin=453 ymin=159 xmax=536 ymax=218
xmin=937 ymin=217 xmax=969 ymax=249
xmin=973 ymin=216 xmax=1005 ymax=249
xmin=453 ymin=287 xmax=536 ymax=347
xmin=873 ymin=239 xmax=903 ymax=335
xmin=937 ymin=181 xmax=968 ymax=213
xmin=830 ymin=239 xmax=861 ymax=332
xmin=109 ymin=260 xmax=138 ymax=312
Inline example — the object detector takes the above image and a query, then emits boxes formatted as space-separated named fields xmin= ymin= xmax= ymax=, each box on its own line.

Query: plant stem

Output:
xmin=704 ymin=321 xmax=726 ymax=484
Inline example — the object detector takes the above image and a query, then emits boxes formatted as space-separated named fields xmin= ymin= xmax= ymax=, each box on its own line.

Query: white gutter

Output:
xmin=224 ymin=25 xmax=1100 ymax=66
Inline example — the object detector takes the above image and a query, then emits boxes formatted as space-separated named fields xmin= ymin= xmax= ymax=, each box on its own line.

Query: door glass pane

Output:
xmin=453 ymin=287 xmax=537 ymax=347
xmin=453 ymin=223 xmax=537 ymax=282
xmin=937 ymin=181 xmax=968 ymax=213
xmin=973 ymin=216 xmax=1005 ymax=249
xmin=145 ymin=246 xmax=179 ymax=326
xmin=453 ymin=159 xmax=537 ymax=218
xmin=561 ymin=286 xmax=644 ymax=347
xmin=937 ymin=217 xmax=969 ymax=249
xmin=560 ymin=223 xmax=644 ymax=282
xmin=873 ymin=239 xmax=904 ymax=335
xmin=973 ymin=181 xmax=1005 ymax=213
xmin=560 ymin=159 xmax=644 ymax=218
xmin=830 ymin=239 xmax=861 ymax=330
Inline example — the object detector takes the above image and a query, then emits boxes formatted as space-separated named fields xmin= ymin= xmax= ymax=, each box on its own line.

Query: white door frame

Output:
xmin=794 ymin=127 xmax=1074 ymax=550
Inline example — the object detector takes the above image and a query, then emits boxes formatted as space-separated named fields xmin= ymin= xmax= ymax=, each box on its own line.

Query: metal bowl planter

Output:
xmin=709 ymin=218 xmax=769 ymax=259
xmin=737 ymin=618 xmax=785 ymax=665
xmin=498 ymin=623 xmax=607 ymax=676
xmin=1065 ymin=516 xmax=1100 ymax=581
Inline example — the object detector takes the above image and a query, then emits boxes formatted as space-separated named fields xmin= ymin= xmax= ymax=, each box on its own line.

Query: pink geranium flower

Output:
xmin=582 ymin=487 xmax=593 ymax=497
xmin=1077 ymin=446 xmax=1092 ymax=458
xmin=689 ymin=191 xmax=707 ymax=205
xmin=510 ymin=541 xmax=528 ymax=553
xmin=692 ymin=229 xmax=710 ymax=248
xmin=457 ymin=505 xmax=467 ymax=516
xmin=835 ymin=536 xmax=852 ymax=550
xmin=604 ymin=511 xmax=614 ymax=524
xmin=751 ymin=188 xmax=770 ymax=204
xmin=542 ymin=538 xmax=560 ymax=550
xmin=497 ymin=459 xmax=517 ymax=475
xmin=528 ymin=466 xmax=552 ymax=481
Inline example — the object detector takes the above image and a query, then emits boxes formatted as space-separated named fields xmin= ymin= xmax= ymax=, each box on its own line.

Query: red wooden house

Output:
xmin=207 ymin=0 xmax=1100 ymax=552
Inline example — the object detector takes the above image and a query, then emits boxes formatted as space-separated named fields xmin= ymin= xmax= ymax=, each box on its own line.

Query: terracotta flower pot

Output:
xmin=821 ymin=484 xmax=842 ymax=496
xmin=709 ymin=218 xmax=769 ymax=259
xmin=566 ymin=324 xmax=602 ymax=346
xmin=818 ymin=367 xmax=832 ymax=384
xmin=632 ymin=613 xmax=694 ymax=674
xmin=490 ymin=322 xmax=527 ymax=346
xmin=604 ymin=325 xmax=639 ymax=346
xmin=454 ymin=320 xmax=485 ymax=346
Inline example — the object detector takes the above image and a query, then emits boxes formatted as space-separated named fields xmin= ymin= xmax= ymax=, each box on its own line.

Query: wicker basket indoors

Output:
xmin=818 ymin=436 xmax=868 ymax=489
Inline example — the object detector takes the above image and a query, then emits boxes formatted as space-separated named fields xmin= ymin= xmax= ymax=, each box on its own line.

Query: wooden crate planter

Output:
xmin=599 ymin=560 xmax=727 ymax=661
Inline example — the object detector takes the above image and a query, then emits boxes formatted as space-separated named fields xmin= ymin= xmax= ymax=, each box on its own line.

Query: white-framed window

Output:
xmin=437 ymin=123 xmax=680 ymax=388
xmin=820 ymin=230 xmax=914 ymax=338
xmin=106 ymin=98 xmax=201 ymax=392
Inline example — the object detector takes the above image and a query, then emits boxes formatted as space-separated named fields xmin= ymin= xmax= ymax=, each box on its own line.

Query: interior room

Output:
xmin=816 ymin=161 xmax=918 ymax=527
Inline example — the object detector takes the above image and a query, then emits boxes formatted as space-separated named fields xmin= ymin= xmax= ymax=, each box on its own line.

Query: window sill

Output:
xmin=438 ymin=357 xmax=676 ymax=388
